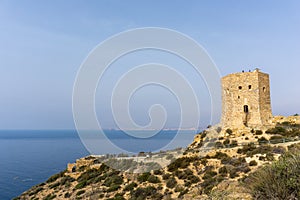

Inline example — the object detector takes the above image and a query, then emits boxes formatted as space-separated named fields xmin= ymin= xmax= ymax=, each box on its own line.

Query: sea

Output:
xmin=0 ymin=130 xmax=198 ymax=200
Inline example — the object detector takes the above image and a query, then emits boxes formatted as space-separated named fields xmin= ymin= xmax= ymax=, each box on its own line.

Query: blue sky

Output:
xmin=0 ymin=0 xmax=299 ymax=129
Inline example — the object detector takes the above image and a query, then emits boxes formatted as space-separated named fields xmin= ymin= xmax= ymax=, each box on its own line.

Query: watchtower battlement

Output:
xmin=221 ymin=69 xmax=272 ymax=128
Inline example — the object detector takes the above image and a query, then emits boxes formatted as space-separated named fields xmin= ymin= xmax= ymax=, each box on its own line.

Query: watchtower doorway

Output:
xmin=243 ymin=105 xmax=249 ymax=126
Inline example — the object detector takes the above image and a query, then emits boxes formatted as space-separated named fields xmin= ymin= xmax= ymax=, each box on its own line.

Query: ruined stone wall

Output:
xmin=258 ymin=73 xmax=272 ymax=124
xmin=221 ymin=69 xmax=272 ymax=128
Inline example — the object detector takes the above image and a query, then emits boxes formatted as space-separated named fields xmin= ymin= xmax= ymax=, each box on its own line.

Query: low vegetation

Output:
xmin=244 ymin=148 xmax=300 ymax=199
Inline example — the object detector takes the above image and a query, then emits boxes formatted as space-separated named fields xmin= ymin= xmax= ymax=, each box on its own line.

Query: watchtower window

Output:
xmin=263 ymin=87 xmax=266 ymax=92
xmin=248 ymin=85 xmax=252 ymax=89
xmin=244 ymin=105 xmax=249 ymax=113
xmin=238 ymin=86 xmax=242 ymax=90
xmin=238 ymin=96 xmax=240 ymax=99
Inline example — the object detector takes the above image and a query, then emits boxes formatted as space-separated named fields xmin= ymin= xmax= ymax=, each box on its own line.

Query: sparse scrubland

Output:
xmin=16 ymin=116 xmax=300 ymax=200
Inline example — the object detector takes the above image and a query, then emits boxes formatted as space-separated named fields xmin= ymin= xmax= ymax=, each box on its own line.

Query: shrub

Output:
xmin=49 ymin=182 xmax=60 ymax=189
xmin=200 ymin=158 xmax=208 ymax=166
xmin=222 ymin=157 xmax=246 ymax=167
xmin=43 ymin=194 xmax=56 ymax=200
xmin=202 ymin=170 xmax=217 ymax=180
xmin=230 ymin=140 xmax=238 ymax=147
xmin=107 ymin=185 xmax=120 ymax=192
xmin=104 ymin=174 xmax=123 ymax=187
xmin=245 ymin=150 xmax=300 ymax=199
xmin=201 ymin=177 xmax=219 ymax=194
xmin=215 ymin=141 xmax=224 ymax=148
xmin=237 ymin=143 xmax=273 ymax=157
xmin=162 ymin=173 xmax=171 ymax=180
xmin=265 ymin=152 xmax=274 ymax=161
xmin=64 ymin=192 xmax=71 ymax=198
xmin=255 ymin=130 xmax=263 ymax=135
xmin=174 ymin=184 xmax=184 ymax=193
xmin=266 ymin=126 xmax=286 ymax=135
xmin=131 ymin=186 xmax=157 ymax=199
xmin=187 ymin=172 xmax=200 ymax=183
xmin=212 ymin=152 xmax=230 ymax=160
xmin=201 ymin=131 xmax=207 ymax=139
xmin=166 ymin=177 xmax=177 ymax=188
xmin=249 ymin=160 xmax=258 ymax=166
xmin=147 ymin=175 xmax=160 ymax=183
xmin=153 ymin=169 xmax=162 ymax=175
xmin=167 ymin=156 xmax=199 ymax=172
xmin=137 ymin=172 xmax=150 ymax=183
xmin=226 ymin=129 xmax=233 ymax=135
xmin=223 ymin=139 xmax=230 ymax=146
xmin=124 ymin=182 xmax=137 ymax=191
xmin=76 ymin=190 xmax=85 ymax=196
xmin=269 ymin=135 xmax=284 ymax=144
xmin=218 ymin=166 xmax=228 ymax=174
xmin=75 ymin=181 xmax=87 ymax=189
xmin=109 ymin=194 xmax=125 ymax=200
xmin=46 ymin=170 xmax=65 ymax=183
xmin=257 ymin=137 xmax=268 ymax=144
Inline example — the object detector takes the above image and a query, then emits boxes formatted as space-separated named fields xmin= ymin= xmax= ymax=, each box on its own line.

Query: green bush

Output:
xmin=76 ymin=190 xmax=85 ymax=196
xmin=107 ymin=185 xmax=120 ymax=192
xmin=162 ymin=173 xmax=171 ymax=180
xmin=230 ymin=140 xmax=238 ymax=147
xmin=255 ymin=130 xmax=263 ymax=135
xmin=212 ymin=152 xmax=230 ymax=160
xmin=137 ymin=172 xmax=150 ymax=183
xmin=269 ymin=135 xmax=284 ymax=144
xmin=77 ymin=167 xmax=106 ymax=185
xmin=226 ymin=129 xmax=233 ymax=135
xmin=130 ymin=186 xmax=157 ymax=199
xmin=108 ymin=194 xmax=125 ymax=200
xmin=64 ymin=192 xmax=71 ymax=198
xmin=202 ymin=170 xmax=217 ymax=180
xmin=201 ymin=177 xmax=218 ymax=194
xmin=245 ymin=150 xmax=300 ymax=199
xmin=46 ymin=170 xmax=65 ymax=183
xmin=75 ymin=181 xmax=87 ymax=189
xmin=123 ymin=182 xmax=137 ymax=191
xmin=218 ymin=166 xmax=228 ymax=174
xmin=166 ymin=177 xmax=177 ymax=188
xmin=201 ymin=131 xmax=207 ymax=139
xmin=153 ymin=169 xmax=162 ymax=175
xmin=200 ymin=158 xmax=208 ymax=166
xmin=174 ymin=184 xmax=185 ymax=193
xmin=249 ymin=160 xmax=258 ymax=166
xmin=147 ymin=175 xmax=160 ymax=183
xmin=237 ymin=143 xmax=273 ymax=157
xmin=257 ymin=137 xmax=268 ymax=144
xmin=167 ymin=156 xmax=199 ymax=172
xmin=104 ymin=174 xmax=123 ymax=187
xmin=266 ymin=126 xmax=286 ymax=135
xmin=223 ymin=139 xmax=230 ymax=146
xmin=187 ymin=174 xmax=200 ymax=183
xmin=43 ymin=194 xmax=56 ymax=200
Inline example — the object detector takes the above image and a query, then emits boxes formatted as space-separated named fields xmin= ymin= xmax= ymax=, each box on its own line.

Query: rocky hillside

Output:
xmin=16 ymin=115 xmax=300 ymax=200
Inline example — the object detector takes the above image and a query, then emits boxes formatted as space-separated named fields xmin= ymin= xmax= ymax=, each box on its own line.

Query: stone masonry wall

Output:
xmin=221 ymin=69 xmax=272 ymax=128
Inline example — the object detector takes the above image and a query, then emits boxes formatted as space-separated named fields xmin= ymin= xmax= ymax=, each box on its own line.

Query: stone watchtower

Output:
xmin=221 ymin=69 xmax=272 ymax=128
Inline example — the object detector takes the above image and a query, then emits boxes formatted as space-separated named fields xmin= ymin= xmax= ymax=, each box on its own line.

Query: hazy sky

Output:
xmin=0 ymin=0 xmax=299 ymax=129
